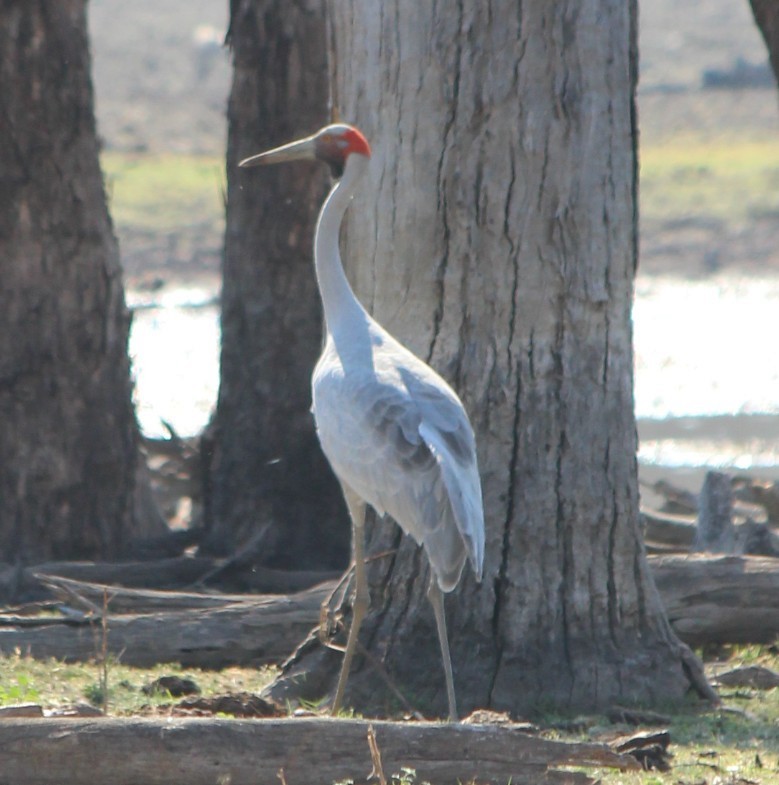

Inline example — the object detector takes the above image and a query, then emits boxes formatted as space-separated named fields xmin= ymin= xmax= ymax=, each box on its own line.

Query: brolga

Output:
xmin=239 ymin=124 xmax=484 ymax=721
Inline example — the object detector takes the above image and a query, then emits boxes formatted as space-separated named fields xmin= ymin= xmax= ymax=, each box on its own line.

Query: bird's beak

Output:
xmin=239 ymin=135 xmax=317 ymax=168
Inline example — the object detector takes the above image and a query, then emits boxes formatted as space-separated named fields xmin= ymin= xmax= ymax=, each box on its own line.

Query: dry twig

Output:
xmin=367 ymin=725 xmax=387 ymax=785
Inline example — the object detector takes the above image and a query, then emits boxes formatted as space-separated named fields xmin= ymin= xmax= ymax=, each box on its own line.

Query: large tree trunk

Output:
xmin=0 ymin=1 xmax=152 ymax=561
xmin=271 ymin=0 xmax=712 ymax=717
xmin=202 ymin=0 xmax=349 ymax=570
xmin=749 ymin=0 xmax=779 ymax=87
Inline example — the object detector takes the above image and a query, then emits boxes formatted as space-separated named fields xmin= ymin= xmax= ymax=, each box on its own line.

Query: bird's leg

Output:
xmin=332 ymin=488 xmax=369 ymax=715
xmin=427 ymin=577 xmax=458 ymax=722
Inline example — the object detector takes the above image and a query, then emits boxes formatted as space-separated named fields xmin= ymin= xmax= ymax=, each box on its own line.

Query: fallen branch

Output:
xmin=0 ymin=583 xmax=334 ymax=668
xmin=37 ymin=574 xmax=269 ymax=614
xmin=4 ymin=557 xmax=340 ymax=602
xmin=0 ymin=717 xmax=638 ymax=785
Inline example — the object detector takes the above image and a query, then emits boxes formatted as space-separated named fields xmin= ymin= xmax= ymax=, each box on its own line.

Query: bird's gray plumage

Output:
xmin=313 ymin=323 xmax=484 ymax=592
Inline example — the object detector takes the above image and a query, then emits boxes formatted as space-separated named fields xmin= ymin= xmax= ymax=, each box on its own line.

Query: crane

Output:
xmin=239 ymin=124 xmax=484 ymax=721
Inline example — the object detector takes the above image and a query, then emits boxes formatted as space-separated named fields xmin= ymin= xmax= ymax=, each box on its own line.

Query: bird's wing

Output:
xmin=403 ymin=369 xmax=485 ymax=580
xmin=313 ymin=354 xmax=484 ymax=587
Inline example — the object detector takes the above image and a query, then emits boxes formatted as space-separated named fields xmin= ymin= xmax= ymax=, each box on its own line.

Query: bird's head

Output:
xmin=239 ymin=123 xmax=371 ymax=178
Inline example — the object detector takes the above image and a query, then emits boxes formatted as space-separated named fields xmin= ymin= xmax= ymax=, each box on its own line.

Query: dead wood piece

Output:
xmin=37 ymin=573 xmax=261 ymax=614
xmin=174 ymin=692 xmax=282 ymax=718
xmin=711 ymin=665 xmax=779 ymax=690
xmin=0 ymin=614 xmax=89 ymax=629
xmin=733 ymin=476 xmax=779 ymax=524
xmin=693 ymin=471 xmax=735 ymax=553
xmin=367 ymin=723 xmax=388 ymax=785
xmin=0 ymin=704 xmax=43 ymax=718
xmin=45 ymin=704 xmax=104 ymax=718
xmin=641 ymin=508 xmax=696 ymax=547
xmin=0 ymin=717 xmax=639 ymax=785
xmin=28 ymin=557 xmax=216 ymax=591
xmin=0 ymin=582 xmax=335 ymax=668
xmin=613 ymin=730 xmax=671 ymax=771
xmin=463 ymin=709 xmax=534 ymax=728
xmin=647 ymin=479 xmax=699 ymax=515
xmin=642 ymin=507 xmax=779 ymax=557
xmin=649 ymin=554 xmax=779 ymax=645
xmin=18 ymin=558 xmax=340 ymax=602
xmin=735 ymin=520 xmax=779 ymax=557
xmin=0 ymin=600 xmax=61 ymax=617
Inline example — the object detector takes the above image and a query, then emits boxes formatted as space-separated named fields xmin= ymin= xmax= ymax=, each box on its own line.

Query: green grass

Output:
xmin=4 ymin=646 xmax=779 ymax=782
xmin=640 ymin=137 xmax=779 ymax=224
xmin=101 ymin=152 xmax=225 ymax=233
xmin=0 ymin=650 xmax=275 ymax=715
xmin=593 ymin=644 xmax=779 ymax=785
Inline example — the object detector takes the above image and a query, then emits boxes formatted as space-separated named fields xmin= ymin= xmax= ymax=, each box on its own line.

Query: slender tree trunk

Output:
xmin=749 ymin=0 xmax=779 ymax=87
xmin=271 ymin=0 xmax=712 ymax=717
xmin=0 ymin=1 xmax=153 ymax=560
xmin=202 ymin=0 xmax=349 ymax=569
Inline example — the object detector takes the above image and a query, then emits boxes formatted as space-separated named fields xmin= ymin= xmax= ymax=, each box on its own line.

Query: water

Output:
xmin=633 ymin=274 xmax=779 ymax=476
xmin=634 ymin=275 xmax=779 ymax=420
xmin=127 ymin=273 xmax=779 ymax=478
xmin=127 ymin=282 xmax=220 ymax=439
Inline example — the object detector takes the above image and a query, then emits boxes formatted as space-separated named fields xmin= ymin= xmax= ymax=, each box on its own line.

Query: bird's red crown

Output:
xmin=340 ymin=126 xmax=371 ymax=158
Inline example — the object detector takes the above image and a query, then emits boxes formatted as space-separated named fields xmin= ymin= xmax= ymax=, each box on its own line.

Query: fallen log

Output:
xmin=649 ymin=554 xmax=779 ymax=645
xmin=733 ymin=476 xmax=779 ymax=524
xmin=0 ymin=583 xmax=334 ymax=668
xmin=4 ymin=556 xmax=779 ymax=667
xmin=0 ymin=717 xmax=638 ymax=785
xmin=641 ymin=509 xmax=779 ymax=557
xmin=641 ymin=508 xmax=696 ymax=548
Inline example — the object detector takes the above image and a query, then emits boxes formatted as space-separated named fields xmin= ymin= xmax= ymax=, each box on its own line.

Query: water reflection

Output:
xmin=127 ymin=283 xmax=220 ymax=438
xmin=127 ymin=274 xmax=779 ymax=475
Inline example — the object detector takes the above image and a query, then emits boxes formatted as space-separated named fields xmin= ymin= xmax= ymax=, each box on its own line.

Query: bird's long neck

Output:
xmin=315 ymin=154 xmax=370 ymax=339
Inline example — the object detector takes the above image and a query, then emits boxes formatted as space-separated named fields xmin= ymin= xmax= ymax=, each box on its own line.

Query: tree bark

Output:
xmin=749 ymin=0 xmax=779 ymax=88
xmin=0 ymin=1 xmax=154 ymax=561
xmin=202 ymin=0 xmax=349 ymax=570
xmin=0 ymin=717 xmax=637 ymax=785
xmin=270 ymin=0 xmax=712 ymax=716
